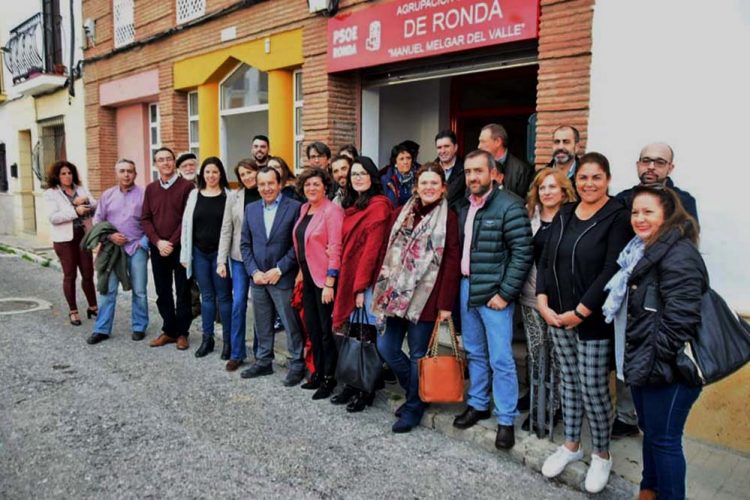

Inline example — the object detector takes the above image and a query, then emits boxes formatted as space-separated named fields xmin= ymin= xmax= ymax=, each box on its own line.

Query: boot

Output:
xmin=194 ymin=337 xmax=215 ymax=358
xmin=221 ymin=341 xmax=231 ymax=361
xmin=312 ymin=376 xmax=336 ymax=400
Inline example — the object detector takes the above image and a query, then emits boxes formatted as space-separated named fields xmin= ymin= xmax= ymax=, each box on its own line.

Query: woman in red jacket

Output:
xmin=331 ymin=156 xmax=393 ymax=412
xmin=293 ymin=167 xmax=345 ymax=400
xmin=373 ymin=163 xmax=461 ymax=433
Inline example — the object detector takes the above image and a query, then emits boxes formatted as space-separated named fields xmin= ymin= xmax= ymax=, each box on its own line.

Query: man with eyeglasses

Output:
xmin=616 ymin=142 xmax=698 ymax=221
xmin=142 ymin=147 xmax=196 ymax=351
xmin=610 ymin=142 xmax=698 ymax=440
xmin=306 ymin=141 xmax=331 ymax=171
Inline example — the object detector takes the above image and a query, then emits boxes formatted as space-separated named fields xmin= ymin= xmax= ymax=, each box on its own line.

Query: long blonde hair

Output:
xmin=525 ymin=167 xmax=577 ymax=217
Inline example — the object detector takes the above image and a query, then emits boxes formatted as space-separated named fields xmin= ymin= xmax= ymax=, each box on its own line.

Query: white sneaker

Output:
xmin=541 ymin=445 xmax=584 ymax=478
xmin=584 ymin=453 xmax=613 ymax=493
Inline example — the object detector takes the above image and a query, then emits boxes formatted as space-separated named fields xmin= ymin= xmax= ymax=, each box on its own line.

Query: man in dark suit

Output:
xmin=478 ymin=123 xmax=534 ymax=199
xmin=546 ymin=125 xmax=582 ymax=185
xmin=434 ymin=130 xmax=465 ymax=209
xmin=239 ymin=167 xmax=305 ymax=386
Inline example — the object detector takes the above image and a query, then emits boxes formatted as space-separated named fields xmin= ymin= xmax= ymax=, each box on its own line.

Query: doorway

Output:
xmin=17 ymin=130 xmax=36 ymax=234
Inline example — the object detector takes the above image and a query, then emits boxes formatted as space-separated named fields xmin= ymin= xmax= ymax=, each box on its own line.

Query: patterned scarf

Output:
xmin=372 ymin=196 xmax=448 ymax=323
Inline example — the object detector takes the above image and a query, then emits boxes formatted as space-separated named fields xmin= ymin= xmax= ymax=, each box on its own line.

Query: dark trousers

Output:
xmin=300 ymin=262 xmax=337 ymax=378
xmin=631 ymin=383 xmax=701 ymax=499
xmin=53 ymin=226 xmax=97 ymax=312
xmin=150 ymin=243 xmax=192 ymax=338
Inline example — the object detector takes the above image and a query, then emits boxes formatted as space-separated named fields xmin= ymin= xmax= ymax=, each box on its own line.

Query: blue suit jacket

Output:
xmin=240 ymin=195 xmax=302 ymax=289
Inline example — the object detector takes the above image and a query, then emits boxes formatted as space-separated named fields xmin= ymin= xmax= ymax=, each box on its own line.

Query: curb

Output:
xmin=0 ymin=242 xmax=59 ymax=271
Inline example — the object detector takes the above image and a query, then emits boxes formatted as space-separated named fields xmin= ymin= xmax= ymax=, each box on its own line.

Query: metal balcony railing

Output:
xmin=2 ymin=12 xmax=64 ymax=84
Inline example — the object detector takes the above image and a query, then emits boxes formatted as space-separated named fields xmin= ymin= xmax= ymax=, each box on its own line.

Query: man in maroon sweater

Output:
xmin=142 ymin=147 xmax=195 ymax=349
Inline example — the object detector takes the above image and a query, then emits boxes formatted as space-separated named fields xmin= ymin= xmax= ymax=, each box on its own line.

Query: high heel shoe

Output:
xmin=331 ymin=385 xmax=358 ymax=405
xmin=312 ymin=377 xmax=336 ymax=400
xmin=86 ymin=307 xmax=98 ymax=319
xmin=346 ymin=391 xmax=375 ymax=413
xmin=69 ymin=311 xmax=82 ymax=326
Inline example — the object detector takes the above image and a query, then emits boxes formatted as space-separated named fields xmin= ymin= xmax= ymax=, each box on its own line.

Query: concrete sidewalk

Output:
xmin=3 ymin=233 xmax=748 ymax=499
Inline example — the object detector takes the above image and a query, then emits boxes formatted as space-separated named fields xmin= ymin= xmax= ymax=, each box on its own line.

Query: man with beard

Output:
xmin=616 ymin=142 xmax=698 ymax=221
xmin=330 ymin=154 xmax=351 ymax=206
xmin=546 ymin=126 xmax=582 ymax=183
xmin=251 ymin=135 xmax=270 ymax=168
xmin=453 ymin=149 xmax=533 ymax=450
xmin=176 ymin=152 xmax=199 ymax=183
xmin=434 ymin=130 xmax=465 ymax=209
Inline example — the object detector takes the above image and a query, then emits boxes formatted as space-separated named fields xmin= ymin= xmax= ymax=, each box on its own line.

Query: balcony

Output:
xmin=2 ymin=12 xmax=67 ymax=96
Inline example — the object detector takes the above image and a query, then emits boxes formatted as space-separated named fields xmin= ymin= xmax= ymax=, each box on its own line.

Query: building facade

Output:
xmin=0 ymin=0 xmax=87 ymax=243
xmin=76 ymin=0 xmax=750 ymax=453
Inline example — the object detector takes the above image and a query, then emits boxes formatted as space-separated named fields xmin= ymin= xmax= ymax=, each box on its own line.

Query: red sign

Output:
xmin=327 ymin=0 xmax=539 ymax=73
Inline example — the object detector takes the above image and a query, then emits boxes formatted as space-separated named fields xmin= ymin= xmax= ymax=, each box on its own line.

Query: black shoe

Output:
xmin=517 ymin=391 xmax=531 ymax=412
xmin=331 ymin=385 xmax=358 ymax=405
xmin=495 ymin=424 xmax=515 ymax=449
xmin=132 ymin=331 xmax=145 ymax=341
xmin=395 ymin=402 xmax=407 ymax=418
xmin=220 ymin=343 xmax=231 ymax=361
xmin=312 ymin=377 xmax=336 ymax=400
xmin=240 ymin=364 xmax=273 ymax=379
xmin=611 ymin=418 xmax=640 ymax=439
xmin=86 ymin=333 xmax=108 ymax=345
xmin=346 ymin=391 xmax=375 ymax=413
xmin=194 ymin=338 xmax=215 ymax=358
xmin=392 ymin=418 xmax=415 ymax=433
xmin=86 ymin=307 xmax=98 ymax=319
xmin=453 ymin=406 xmax=491 ymax=429
xmin=301 ymin=374 xmax=321 ymax=390
xmin=383 ymin=365 xmax=397 ymax=384
xmin=283 ymin=371 xmax=305 ymax=387
xmin=69 ymin=311 xmax=82 ymax=326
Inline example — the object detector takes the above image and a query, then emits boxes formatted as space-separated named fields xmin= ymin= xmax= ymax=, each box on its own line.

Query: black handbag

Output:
xmin=675 ymin=288 xmax=750 ymax=386
xmin=335 ymin=308 xmax=382 ymax=392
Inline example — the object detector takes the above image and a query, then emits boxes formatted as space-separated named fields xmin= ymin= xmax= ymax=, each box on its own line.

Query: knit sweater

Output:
xmin=141 ymin=177 xmax=194 ymax=246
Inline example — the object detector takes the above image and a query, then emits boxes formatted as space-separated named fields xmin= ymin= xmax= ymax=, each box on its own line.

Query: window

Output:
xmin=293 ymin=70 xmax=304 ymax=172
xmin=0 ymin=144 xmax=8 ymax=193
xmin=41 ymin=124 xmax=67 ymax=167
xmin=113 ymin=0 xmax=135 ymax=48
xmin=188 ymin=91 xmax=199 ymax=157
xmin=220 ymin=64 xmax=268 ymax=111
xmin=42 ymin=0 xmax=63 ymax=73
xmin=149 ymin=103 xmax=161 ymax=181
xmin=176 ymin=0 xmax=206 ymax=24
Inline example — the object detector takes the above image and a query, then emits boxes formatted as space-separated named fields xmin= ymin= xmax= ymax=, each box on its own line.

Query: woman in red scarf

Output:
xmin=331 ymin=156 xmax=393 ymax=411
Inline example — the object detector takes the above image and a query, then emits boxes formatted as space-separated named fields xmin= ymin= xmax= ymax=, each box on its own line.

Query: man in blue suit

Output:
xmin=240 ymin=166 xmax=305 ymax=386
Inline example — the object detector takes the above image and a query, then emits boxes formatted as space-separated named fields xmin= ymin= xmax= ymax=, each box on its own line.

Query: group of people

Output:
xmin=44 ymin=125 xmax=704 ymax=498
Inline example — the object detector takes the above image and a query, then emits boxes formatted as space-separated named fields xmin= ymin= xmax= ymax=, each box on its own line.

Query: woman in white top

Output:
xmin=43 ymin=161 xmax=98 ymax=326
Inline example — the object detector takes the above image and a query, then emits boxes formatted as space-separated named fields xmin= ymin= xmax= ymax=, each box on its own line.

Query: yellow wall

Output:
xmin=173 ymin=29 xmax=302 ymax=164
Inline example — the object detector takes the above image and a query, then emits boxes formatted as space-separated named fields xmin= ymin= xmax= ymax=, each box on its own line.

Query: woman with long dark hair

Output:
xmin=330 ymin=156 xmax=392 ymax=411
xmin=537 ymin=152 xmax=631 ymax=493
xmin=381 ymin=143 xmax=417 ymax=208
xmin=603 ymin=185 xmax=705 ymax=500
xmin=180 ymin=157 xmax=233 ymax=359
xmin=373 ymin=163 xmax=461 ymax=433
xmin=43 ymin=161 xmax=98 ymax=325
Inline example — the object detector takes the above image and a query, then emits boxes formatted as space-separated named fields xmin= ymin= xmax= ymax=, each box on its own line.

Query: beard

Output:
xmin=181 ymin=172 xmax=196 ymax=181
xmin=254 ymin=152 xmax=268 ymax=164
xmin=553 ymin=149 xmax=573 ymax=165
xmin=639 ymin=172 xmax=664 ymax=185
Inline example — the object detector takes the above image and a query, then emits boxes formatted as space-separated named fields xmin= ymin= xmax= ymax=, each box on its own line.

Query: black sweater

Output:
xmin=536 ymin=198 xmax=632 ymax=340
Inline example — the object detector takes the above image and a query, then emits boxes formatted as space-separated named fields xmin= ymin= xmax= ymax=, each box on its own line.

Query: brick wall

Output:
xmin=534 ymin=0 xmax=594 ymax=167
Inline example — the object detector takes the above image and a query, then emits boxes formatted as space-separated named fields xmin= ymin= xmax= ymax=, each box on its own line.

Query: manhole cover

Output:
xmin=0 ymin=298 xmax=53 ymax=315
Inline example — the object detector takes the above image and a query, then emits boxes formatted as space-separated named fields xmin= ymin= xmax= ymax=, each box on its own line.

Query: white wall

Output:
xmin=588 ymin=0 xmax=750 ymax=311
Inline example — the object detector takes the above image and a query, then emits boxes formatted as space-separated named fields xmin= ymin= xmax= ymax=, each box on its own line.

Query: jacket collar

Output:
xmin=630 ymin=224 xmax=691 ymax=281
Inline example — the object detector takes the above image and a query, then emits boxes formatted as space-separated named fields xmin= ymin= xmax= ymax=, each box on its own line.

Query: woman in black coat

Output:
xmin=536 ymin=152 xmax=631 ymax=494
xmin=602 ymin=185 xmax=705 ymax=500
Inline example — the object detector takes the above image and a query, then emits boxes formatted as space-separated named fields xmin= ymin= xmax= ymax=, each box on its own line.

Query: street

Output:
xmin=0 ymin=254 xmax=588 ymax=499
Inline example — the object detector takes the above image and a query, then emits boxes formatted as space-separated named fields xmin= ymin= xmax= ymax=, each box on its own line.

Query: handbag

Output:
xmin=335 ymin=308 xmax=383 ymax=393
xmin=675 ymin=288 xmax=750 ymax=386
xmin=418 ymin=319 xmax=466 ymax=403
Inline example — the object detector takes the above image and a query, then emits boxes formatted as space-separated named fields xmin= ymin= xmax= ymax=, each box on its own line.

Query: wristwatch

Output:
xmin=574 ymin=309 xmax=586 ymax=321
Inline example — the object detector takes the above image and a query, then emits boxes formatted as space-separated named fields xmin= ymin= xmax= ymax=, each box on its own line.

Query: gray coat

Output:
xmin=218 ymin=188 xmax=245 ymax=264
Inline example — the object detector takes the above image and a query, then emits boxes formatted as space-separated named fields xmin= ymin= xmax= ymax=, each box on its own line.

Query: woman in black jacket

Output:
xmin=536 ymin=152 xmax=631 ymax=494
xmin=602 ymin=185 xmax=705 ymax=500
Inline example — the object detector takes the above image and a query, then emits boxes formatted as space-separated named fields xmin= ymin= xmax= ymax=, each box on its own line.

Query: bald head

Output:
xmin=637 ymin=142 xmax=675 ymax=184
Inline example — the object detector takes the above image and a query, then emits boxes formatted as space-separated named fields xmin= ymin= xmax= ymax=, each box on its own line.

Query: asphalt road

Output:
xmin=0 ymin=254 xmax=585 ymax=499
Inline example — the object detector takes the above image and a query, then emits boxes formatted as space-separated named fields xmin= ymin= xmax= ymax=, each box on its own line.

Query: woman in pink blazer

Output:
xmin=42 ymin=161 xmax=98 ymax=326
xmin=293 ymin=167 xmax=344 ymax=400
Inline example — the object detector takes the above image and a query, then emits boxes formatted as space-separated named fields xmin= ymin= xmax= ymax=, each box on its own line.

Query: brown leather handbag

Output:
xmin=418 ymin=319 xmax=466 ymax=403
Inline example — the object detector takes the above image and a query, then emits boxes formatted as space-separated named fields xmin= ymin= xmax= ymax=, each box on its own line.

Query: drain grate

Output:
xmin=0 ymin=298 xmax=53 ymax=315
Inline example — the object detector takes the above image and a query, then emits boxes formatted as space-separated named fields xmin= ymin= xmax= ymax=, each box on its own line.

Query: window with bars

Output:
xmin=149 ymin=103 xmax=161 ymax=181
xmin=188 ymin=92 xmax=199 ymax=157
xmin=113 ymin=0 xmax=135 ymax=48
xmin=293 ymin=70 xmax=304 ymax=172
xmin=176 ymin=0 xmax=206 ymax=24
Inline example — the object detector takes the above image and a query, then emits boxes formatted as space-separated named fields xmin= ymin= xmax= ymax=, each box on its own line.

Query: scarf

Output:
xmin=372 ymin=196 xmax=448 ymax=323
xmin=602 ymin=236 xmax=645 ymax=380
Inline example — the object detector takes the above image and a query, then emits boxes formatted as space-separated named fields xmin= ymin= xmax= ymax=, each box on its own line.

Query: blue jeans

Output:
xmin=94 ymin=247 xmax=149 ymax=335
xmin=631 ymin=383 xmax=701 ymax=499
xmin=229 ymin=259 xmax=249 ymax=361
xmin=377 ymin=317 xmax=434 ymax=425
xmin=460 ymin=278 xmax=519 ymax=425
xmin=251 ymin=284 xmax=305 ymax=375
xmin=192 ymin=247 xmax=232 ymax=341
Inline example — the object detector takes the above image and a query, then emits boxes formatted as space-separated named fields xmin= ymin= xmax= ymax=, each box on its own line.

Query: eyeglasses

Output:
xmin=350 ymin=171 xmax=370 ymax=178
xmin=638 ymin=157 xmax=670 ymax=167
xmin=155 ymin=157 xmax=175 ymax=164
